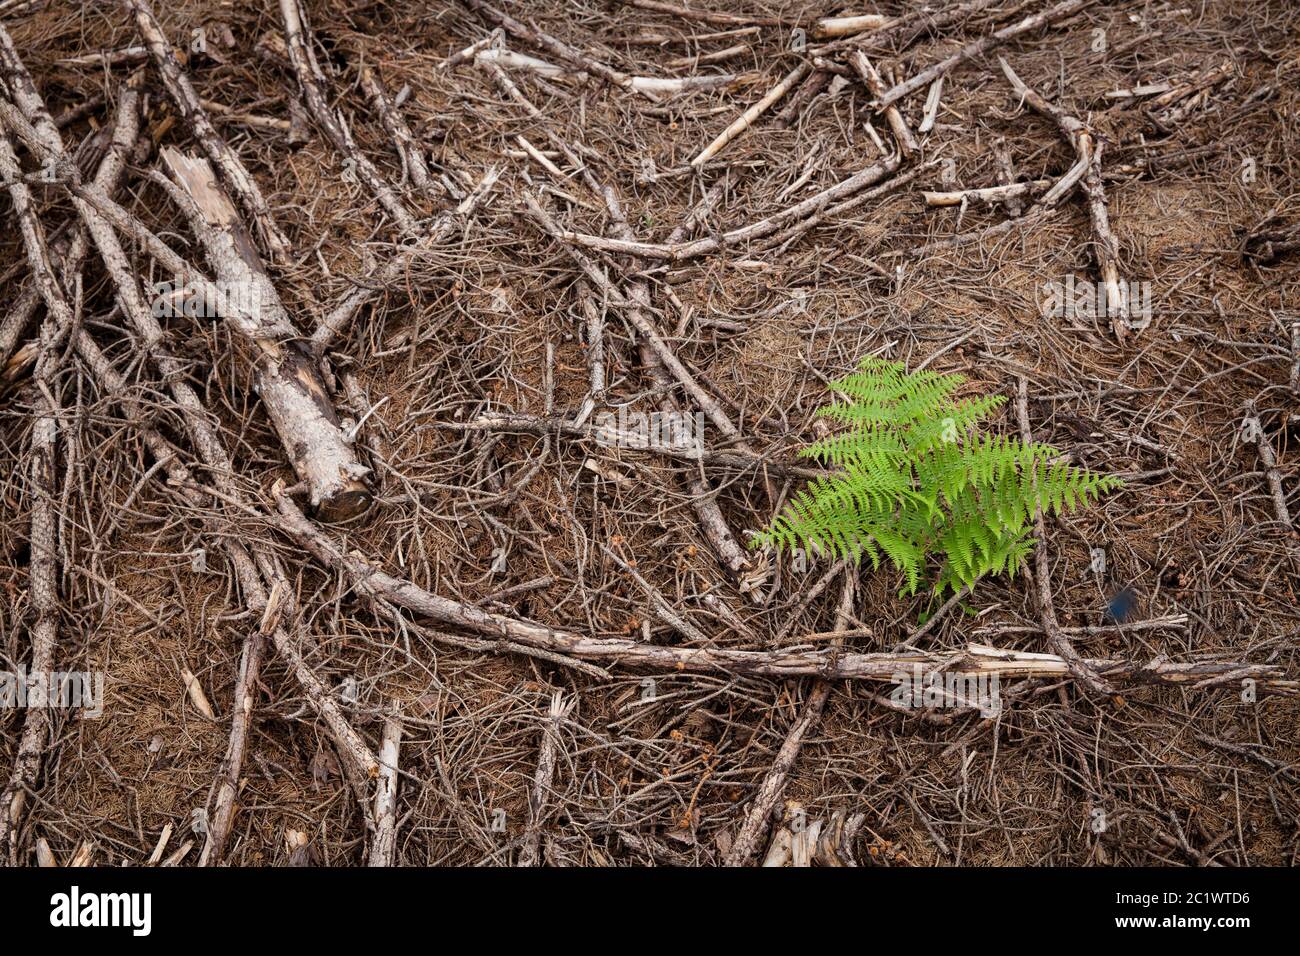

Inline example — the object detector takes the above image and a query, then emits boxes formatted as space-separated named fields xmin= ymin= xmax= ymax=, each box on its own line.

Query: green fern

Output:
xmin=753 ymin=357 xmax=1122 ymax=596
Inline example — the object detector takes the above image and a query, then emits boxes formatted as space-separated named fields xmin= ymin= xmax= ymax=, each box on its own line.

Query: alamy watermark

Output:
xmin=593 ymin=407 xmax=706 ymax=458
xmin=1041 ymin=275 xmax=1152 ymax=331
xmin=0 ymin=667 xmax=104 ymax=718
xmin=889 ymin=666 xmax=1001 ymax=717
xmin=150 ymin=275 xmax=261 ymax=320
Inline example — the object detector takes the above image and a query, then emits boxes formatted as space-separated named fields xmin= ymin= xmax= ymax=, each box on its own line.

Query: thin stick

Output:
xmin=724 ymin=573 xmax=855 ymax=866
xmin=312 ymin=167 xmax=500 ymax=351
xmin=692 ymin=62 xmax=809 ymax=167
xmin=358 ymin=60 xmax=434 ymax=195
xmin=849 ymin=51 xmax=918 ymax=157
xmin=1243 ymin=402 xmax=1293 ymax=529
xmin=518 ymin=694 xmax=571 ymax=867
xmin=876 ymin=0 xmax=1098 ymax=108
xmin=621 ymin=0 xmax=782 ymax=27
xmin=1016 ymin=377 xmax=1113 ymax=696
xmin=278 ymin=0 xmax=421 ymax=236
xmin=1001 ymin=57 xmax=1126 ymax=335
xmin=368 ymin=713 xmax=404 ymax=866
xmin=120 ymin=0 xmax=292 ymax=261
xmin=540 ymin=153 xmax=902 ymax=261
xmin=918 ymin=75 xmax=944 ymax=134
xmin=812 ymin=0 xmax=1005 ymax=56
xmin=465 ymin=0 xmax=745 ymax=97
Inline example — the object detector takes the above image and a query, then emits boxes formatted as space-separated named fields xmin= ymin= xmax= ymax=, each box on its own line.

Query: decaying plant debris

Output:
xmin=0 ymin=0 xmax=1297 ymax=867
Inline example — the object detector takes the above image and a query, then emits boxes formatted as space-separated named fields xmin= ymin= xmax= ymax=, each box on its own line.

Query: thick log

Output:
xmin=159 ymin=149 xmax=372 ymax=521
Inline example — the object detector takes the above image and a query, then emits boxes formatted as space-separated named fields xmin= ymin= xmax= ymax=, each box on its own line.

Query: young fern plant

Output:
xmin=753 ymin=357 xmax=1122 ymax=596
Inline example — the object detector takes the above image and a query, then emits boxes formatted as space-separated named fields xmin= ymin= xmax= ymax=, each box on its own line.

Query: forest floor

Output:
xmin=1 ymin=0 xmax=1298 ymax=866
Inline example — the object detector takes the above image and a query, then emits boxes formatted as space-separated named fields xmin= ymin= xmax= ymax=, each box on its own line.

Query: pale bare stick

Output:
xmin=368 ymin=713 xmax=404 ymax=866
xmin=918 ymin=75 xmax=944 ymax=133
xmin=692 ymin=62 xmax=810 ymax=167
xmin=811 ymin=0 xmax=1005 ymax=56
xmin=620 ymin=0 xmax=782 ymax=27
xmin=876 ymin=0 xmax=1098 ymax=108
xmin=278 ymin=0 xmax=421 ymax=237
xmin=157 ymin=149 xmax=372 ymax=520
xmin=518 ymin=694 xmax=572 ymax=867
xmin=473 ymin=46 xmax=746 ymax=94
xmin=724 ymin=573 xmax=855 ymax=866
xmin=120 ymin=0 xmax=293 ymax=262
xmin=815 ymin=14 xmax=890 ymax=38
xmin=923 ymin=179 xmax=1051 ymax=206
xmin=849 ymin=50 xmax=918 ymax=157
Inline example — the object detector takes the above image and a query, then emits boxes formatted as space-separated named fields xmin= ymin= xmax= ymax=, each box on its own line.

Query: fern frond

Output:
xmin=757 ymin=358 xmax=1122 ymax=598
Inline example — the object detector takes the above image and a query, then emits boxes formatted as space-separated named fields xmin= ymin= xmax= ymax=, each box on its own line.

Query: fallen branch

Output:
xmin=774 ymin=69 xmax=831 ymax=128
xmin=0 ymin=78 xmax=379 ymax=863
xmin=0 ymin=129 xmax=66 ymax=865
xmin=812 ymin=0 xmax=1006 ymax=55
xmin=465 ymin=0 xmax=746 ymax=96
xmin=121 ymin=0 xmax=292 ymax=262
xmin=849 ymin=51 xmax=919 ymax=157
xmin=272 ymin=490 xmax=1295 ymax=692
xmin=1242 ymin=401 xmax=1293 ymax=529
xmin=621 ymin=0 xmax=782 ymax=27
xmin=523 ymin=197 xmax=746 ymax=449
xmin=518 ymin=694 xmax=570 ymax=867
xmin=922 ymin=179 xmax=1051 ymax=206
xmin=692 ymin=62 xmax=809 ymax=167
xmin=358 ymin=59 xmax=434 ymax=196
xmin=991 ymin=135 xmax=1024 ymax=215
xmin=443 ymin=410 xmax=823 ymax=478
xmin=1001 ymin=56 xmax=1127 ymax=336
xmin=1016 ymin=377 xmax=1113 ymax=697
xmin=472 ymin=45 xmax=746 ymax=94
xmin=536 ymin=182 xmax=757 ymax=573
xmin=724 ymin=573 xmax=855 ymax=867
xmin=876 ymin=0 xmax=1098 ymax=108
xmin=157 ymin=149 xmax=372 ymax=520
xmin=815 ymin=14 xmax=889 ymax=38
xmin=278 ymin=0 xmax=421 ymax=236
xmin=539 ymin=153 xmax=902 ymax=261
xmin=312 ymin=166 xmax=500 ymax=352
xmin=368 ymin=713 xmax=403 ymax=867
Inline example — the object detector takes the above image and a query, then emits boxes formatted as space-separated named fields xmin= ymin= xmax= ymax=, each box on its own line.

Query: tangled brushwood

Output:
xmin=0 ymin=0 xmax=1298 ymax=869
xmin=756 ymin=357 xmax=1123 ymax=595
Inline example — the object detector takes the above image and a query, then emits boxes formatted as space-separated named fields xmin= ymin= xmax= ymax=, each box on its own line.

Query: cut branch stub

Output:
xmin=160 ymin=148 xmax=371 ymax=521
